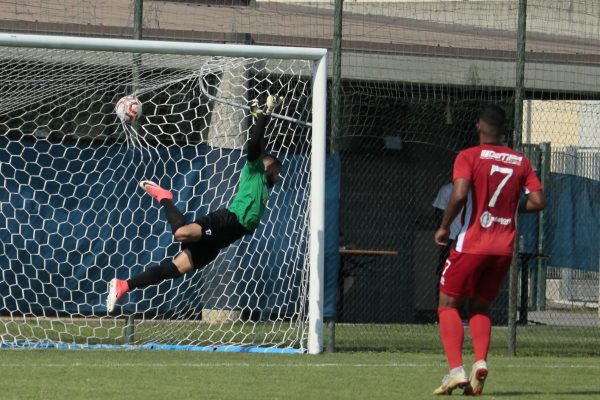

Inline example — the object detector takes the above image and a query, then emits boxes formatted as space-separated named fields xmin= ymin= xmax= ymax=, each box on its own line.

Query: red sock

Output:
xmin=438 ymin=307 xmax=464 ymax=370
xmin=469 ymin=312 xmax=491 ymax=362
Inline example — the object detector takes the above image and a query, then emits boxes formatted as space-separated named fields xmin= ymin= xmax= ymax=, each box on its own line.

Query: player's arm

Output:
xmin=247 ymin=113 xmax=269 ymax=162
xmin=247 ymin=96 xmax=280 ymax=162
xmin=433 ymin=208 xmax=445 ymax=229
xmin=519 ymin=190 xmax=545 ymax=213
xmin=441 ymin=179 xmax=469 ymax=230
xmin=435 ymin=179 xmax=469 ymax=246
xmin=432 ymin=184 xmax=450 ymax=228
xmin=435 ymin=151 xmax=471 ymax=246
xmin=519 ymin=160 xmax=545 ymax=213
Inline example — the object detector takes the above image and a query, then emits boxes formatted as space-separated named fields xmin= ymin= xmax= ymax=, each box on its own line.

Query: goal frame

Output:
xmin=0 ymin=32 xmax=327 ymax=355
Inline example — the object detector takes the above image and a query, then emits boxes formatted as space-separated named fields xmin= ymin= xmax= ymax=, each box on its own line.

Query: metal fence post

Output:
xmin=508 ymin=0 xmax=528 ymax=357
xmin=326 ymin=0 xmax=344 ymax=353
xmin=536 ymin=142 xmax=551 ymax=310
xmin=124 ymin=0 xmax=144 ymax=345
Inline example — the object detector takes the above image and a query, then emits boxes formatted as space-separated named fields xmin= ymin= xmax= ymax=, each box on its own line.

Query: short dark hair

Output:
xmin=262 ymin=153 xmax=282 ymax=168
xmin=479 ymin=105 xmax=506 ymax=134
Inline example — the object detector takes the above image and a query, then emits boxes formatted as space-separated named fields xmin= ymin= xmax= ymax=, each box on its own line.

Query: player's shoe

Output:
xmin=433 ymin=367 xmax=469 ymax=395
xmin=139 ymin=180 xmax=173 ymax=203
xmin=265 ymin=94 xmax=282 ymax=115
xmin=107 ymin=278 xmax=129 ymax=313
xmin=467 ymin=360 xmax=488 ymax=396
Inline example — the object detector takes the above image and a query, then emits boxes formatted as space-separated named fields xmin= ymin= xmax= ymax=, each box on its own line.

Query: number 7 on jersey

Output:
xmin=488 ymin=164 xmax=513 ymax=207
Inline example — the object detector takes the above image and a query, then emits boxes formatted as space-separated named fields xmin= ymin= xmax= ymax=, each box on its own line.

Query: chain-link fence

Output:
xmin=1 ymin=0 xmax=599 ymax=356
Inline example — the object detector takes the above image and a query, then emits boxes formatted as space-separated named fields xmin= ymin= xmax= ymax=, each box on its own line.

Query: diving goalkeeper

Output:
xmin=107 ymin=95 xmax=282 ymax=312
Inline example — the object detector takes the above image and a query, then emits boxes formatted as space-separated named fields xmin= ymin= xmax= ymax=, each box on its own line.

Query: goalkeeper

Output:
xmin=107 ymin=95 xmax=282 ymax=312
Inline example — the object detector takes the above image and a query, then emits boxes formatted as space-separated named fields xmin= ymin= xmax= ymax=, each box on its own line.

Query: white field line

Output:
xmin=0 ymin=362 xmax=599 ymax=369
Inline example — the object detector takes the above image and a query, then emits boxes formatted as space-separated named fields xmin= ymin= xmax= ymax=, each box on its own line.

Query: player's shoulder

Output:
xmin=456 ymin=145 xmax=484 ymax=160
xmin=243 ymin=159 xmax=266 ymax=177
xmin=494 ymin=144 xmax=524 ymax=157
xmin=462 ymin=144 xmax=530 ymax=166
xmin=442 ymin=182 xmax=453 ymax=191
xmin=436 ymin=182 xmax=453 ymax=197
xmin=245 ymin=158 xmax=264 ymax=169
xmin=459 ymin=144 xmax=520 ymax=154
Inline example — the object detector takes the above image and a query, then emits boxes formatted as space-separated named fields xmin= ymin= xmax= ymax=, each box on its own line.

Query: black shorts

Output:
xmin=181 ymin=208 xmax=251 ymax=269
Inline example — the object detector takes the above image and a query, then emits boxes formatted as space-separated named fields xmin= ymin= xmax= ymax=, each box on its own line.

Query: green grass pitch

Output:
xmin=1 ymin=350 xmax=598 ymax=400
xmin=1 ymin=322 xmax=598 ymax=398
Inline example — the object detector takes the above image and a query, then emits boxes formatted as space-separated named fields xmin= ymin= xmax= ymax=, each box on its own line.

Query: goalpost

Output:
xmin=0 ymin=33 xmax=326 ymax=354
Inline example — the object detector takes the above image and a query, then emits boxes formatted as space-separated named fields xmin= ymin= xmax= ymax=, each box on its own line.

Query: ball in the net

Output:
xmin=115 ymin=95 xmax=142 ymax=124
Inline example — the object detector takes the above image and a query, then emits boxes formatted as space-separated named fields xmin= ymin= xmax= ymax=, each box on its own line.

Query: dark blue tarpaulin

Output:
xmin=324 ymin=155 xmax=341 ymax=319
xmin=519 ymin=172 xmax=600 ymax=271
xmin=0 ymin=137 xmax=325 ymax=317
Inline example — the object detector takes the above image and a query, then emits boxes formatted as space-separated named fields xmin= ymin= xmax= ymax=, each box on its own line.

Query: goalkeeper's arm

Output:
xmin=247 ymin=95 xmax=281 ymax=162
xmin=247 ymin=113 xmax=269 ymax=162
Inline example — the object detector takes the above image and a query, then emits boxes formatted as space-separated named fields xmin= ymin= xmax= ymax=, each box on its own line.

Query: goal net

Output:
xmin=0 ymin=35 xmax=326 ymax=353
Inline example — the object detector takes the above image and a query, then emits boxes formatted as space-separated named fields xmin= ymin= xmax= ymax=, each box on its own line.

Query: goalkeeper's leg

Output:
xmin=107 ymin=250 xmax=193 ymax=313
xmin=139 ymin=180 xmax=188 ymax=235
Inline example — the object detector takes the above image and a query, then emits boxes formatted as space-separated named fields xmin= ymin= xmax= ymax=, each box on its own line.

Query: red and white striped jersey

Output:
xmin=453 ymin=144 xmax=543 ymax=256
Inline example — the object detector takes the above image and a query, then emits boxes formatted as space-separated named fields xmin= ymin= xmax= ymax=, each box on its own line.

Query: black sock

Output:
xmin=127 ymin=261 xmax=183 ymax=290
xmin=160 ymin=199 xmax=186 ymax=234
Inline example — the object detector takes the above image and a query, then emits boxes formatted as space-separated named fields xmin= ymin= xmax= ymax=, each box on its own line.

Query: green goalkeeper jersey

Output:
xmin=228 ymin=159 xmax=269 ymax=232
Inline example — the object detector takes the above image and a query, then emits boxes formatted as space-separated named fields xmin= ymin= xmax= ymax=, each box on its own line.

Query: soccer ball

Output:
xmin=115 ymin=95 xmax=142 ymax=124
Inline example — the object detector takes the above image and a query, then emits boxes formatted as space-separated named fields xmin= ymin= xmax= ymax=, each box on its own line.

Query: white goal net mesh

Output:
xmin=0 ymin=45 xmax=314 ymax=352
